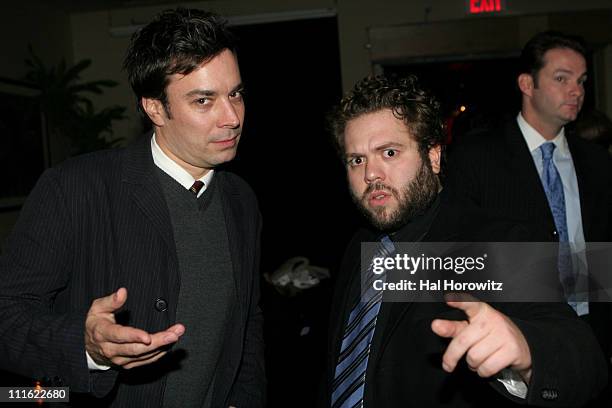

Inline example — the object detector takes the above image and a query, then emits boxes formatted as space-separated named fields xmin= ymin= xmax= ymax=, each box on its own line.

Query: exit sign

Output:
xmin=467 ymin=0 xmax=505 ymax=14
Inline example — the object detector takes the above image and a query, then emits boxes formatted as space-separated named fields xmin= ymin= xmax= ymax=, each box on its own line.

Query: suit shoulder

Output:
xmin=52 ymin=147 xmax=124 ymax=180
xmin=451 ymin=127 xmax=505 ymax=154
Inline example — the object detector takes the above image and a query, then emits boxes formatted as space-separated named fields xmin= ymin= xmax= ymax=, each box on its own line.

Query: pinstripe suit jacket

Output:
xmin=0 ymin=134 xmax=265 ymax=407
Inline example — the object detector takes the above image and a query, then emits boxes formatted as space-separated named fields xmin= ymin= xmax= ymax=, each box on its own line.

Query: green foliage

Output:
xmin=23 ymin=46 xmax=125 ymax=156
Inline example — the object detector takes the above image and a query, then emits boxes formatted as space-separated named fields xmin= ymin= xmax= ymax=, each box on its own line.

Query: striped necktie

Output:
xmin=540 ymin=143 xmax=576 ymax=310
xmin=189 ymin=180 xmax=204 ymax=196
xmin=331 ymin=236 xmax=395 ymax=408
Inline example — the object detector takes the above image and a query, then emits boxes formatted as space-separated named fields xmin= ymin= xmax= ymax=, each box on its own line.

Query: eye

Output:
xmin=347 ymin=156 xmax=364 ymax=167
xmin=230 ymin=89 xmax=244 ymax=100
xmin=578 ymin=77 xmax=587 ymax=85
xmin=554 ymin=76 xmax=566 ymax=83
xmin=194 ymin=97 xmax=210 ymax=105
xmin=383 ymin=149 xmax=397 ymax=158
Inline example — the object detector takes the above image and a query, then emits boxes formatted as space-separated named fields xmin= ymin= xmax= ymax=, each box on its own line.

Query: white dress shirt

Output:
xmin=517 ymin=113 xmax=589 ymax=316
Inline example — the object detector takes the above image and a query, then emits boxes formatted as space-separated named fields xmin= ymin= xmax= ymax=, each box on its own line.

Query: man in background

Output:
xmin=0 ymin=8 xmax=265 ymax=407
xmin=446 ymin=30 xmax=612 ymax=405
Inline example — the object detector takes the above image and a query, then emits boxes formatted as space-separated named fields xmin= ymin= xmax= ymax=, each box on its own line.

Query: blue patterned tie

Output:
xmin=331 ymin=236 xmax=395 ymax=408
xmin=539 ymin=143 xmax=575 ymax=305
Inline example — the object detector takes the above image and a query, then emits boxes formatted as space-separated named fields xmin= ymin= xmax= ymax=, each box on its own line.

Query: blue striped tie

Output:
xmin=331 ymin=236 xmax=395 ymax=408
xmin=540 ymin=143 xmax=576 ymax=310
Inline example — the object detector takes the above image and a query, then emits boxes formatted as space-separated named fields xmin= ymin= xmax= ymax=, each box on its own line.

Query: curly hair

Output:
xmin=329 ymin=75 xmax=446 ymax=160
xmin=123 ymin=8 xmax=237 ymax=120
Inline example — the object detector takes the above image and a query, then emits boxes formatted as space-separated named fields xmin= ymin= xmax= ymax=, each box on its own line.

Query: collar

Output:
xmin=151 ymin=133 xmax=214 ymax=197
xmin=517 ymin=112 xmax=570 ymax=158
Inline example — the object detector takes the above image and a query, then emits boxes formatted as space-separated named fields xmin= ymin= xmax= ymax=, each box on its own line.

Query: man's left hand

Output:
xmin=431 ymin=299 xmax=532 ymax=383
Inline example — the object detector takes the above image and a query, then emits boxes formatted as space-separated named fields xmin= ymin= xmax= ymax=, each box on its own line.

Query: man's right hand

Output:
xmin=85 ymin=288 xmax=185 ymax=369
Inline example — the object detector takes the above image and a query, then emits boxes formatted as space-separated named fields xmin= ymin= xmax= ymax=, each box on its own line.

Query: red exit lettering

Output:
xmin=469 ymin=0 xmax=502 ymax=14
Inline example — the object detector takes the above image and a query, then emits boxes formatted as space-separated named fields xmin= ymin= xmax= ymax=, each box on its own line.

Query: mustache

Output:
xmin=362 ymin=182 xmax=399 ymax=201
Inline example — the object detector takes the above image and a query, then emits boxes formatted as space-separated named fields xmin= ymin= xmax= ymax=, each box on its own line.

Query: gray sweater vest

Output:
xmin=157 ymin=170 xmax=235 ymax=408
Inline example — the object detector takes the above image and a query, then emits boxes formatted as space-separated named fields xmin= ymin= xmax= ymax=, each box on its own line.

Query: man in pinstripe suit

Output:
xmin=0 ymin=8 xmax=264 ymax=407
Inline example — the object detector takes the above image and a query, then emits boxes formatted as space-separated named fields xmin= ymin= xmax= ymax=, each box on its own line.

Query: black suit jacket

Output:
xmin=446 ymin=119 xmax=612 ymax=396
xmin=322 ymin=194 xmax=607 ymax=407
xmin=0 ymin=135 xmax=265 ymax=407
xmin=446 ymin=119 xmax=612 ymax=243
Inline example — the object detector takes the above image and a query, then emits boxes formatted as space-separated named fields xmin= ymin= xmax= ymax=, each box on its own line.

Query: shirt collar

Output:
xmin=151 ymin=133 xmax=214 ymax=197
xmin=517 ymin=112 xmax=570 ymax=157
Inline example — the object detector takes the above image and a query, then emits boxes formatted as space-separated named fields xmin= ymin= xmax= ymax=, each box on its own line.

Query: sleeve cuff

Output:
xmin=496 ymin=368 xmax=528 ymax=399
xmin=86 ymin=351 xmax=111 ymax=371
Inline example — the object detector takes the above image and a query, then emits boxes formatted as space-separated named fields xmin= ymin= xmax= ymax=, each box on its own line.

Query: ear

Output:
xmin=428 ymin=144 xmax=442 ymax=175
xmin=141 ymin=97 xmax=168 ymax=127
xmin=518 ymin=73 xmax=534 ymax=97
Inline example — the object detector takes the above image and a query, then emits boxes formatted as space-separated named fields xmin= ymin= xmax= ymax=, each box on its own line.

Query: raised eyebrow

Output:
xmin=374 ymin=142 xmax=405 ymax=151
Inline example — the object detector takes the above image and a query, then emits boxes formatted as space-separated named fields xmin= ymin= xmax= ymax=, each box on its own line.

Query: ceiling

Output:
xmin=30 ymin=0 xmax=206 ymax=13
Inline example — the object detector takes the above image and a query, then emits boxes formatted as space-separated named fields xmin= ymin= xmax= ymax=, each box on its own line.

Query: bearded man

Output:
xmin=320 ymin=75 xmax=607 ymax=408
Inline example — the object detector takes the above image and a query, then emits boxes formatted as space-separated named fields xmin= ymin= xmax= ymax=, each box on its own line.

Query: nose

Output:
xmin=364 ymin=160 xmax=384 ymax=184
xmin=218 ymin=98 xmax=241 ymax=129
xmin=569 ymin=81 xmax=584 ymax=98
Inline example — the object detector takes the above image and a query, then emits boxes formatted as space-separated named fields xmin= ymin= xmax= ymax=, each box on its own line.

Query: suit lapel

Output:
xmin=364 ymin=203 xmax=445 ymax=401
xmin=566 ymin=133 xmax=597 ymax=241
xmin=504 ymin=120 xmax=556 ymax=228
xmin=121 ymin=134 xmax=177 ymax=253
xmin=217 ymin=173 xmax=245 ymax=317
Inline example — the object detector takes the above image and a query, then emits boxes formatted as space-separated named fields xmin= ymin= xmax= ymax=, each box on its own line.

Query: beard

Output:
xmin=350 ymin=157 xmax=440 ymax=233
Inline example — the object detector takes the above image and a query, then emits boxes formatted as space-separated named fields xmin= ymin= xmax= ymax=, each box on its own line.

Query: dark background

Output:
xmin=0 ymin=12 xmax=602 ymax=408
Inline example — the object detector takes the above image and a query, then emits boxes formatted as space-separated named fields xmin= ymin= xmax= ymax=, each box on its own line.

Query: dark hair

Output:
xmin=329 ymin=75 xmax=445 ymax=161
xmin=123 ymin=8 xmax=237 ymax=120
xmin=519 ymin=31 xmax=587 ymax=86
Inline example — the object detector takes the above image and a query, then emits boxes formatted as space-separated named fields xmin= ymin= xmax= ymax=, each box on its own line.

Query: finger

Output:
xmin=474 ymin=346 xmax=514 ymax=378
xmin=444 ymin=298 xmax=486 ymax=320
xmin=103 ymin=323 xmax=152 ymax=345
xmin=90 ymin=288 xmax=128 ymax=314
xmin=441 ymin=322 xmax=490 ymax=372
xmin=465 ymin=336 xmax=503 ymax=371
xmin=166 ymin=324 xmax=185 ymax=337
xmin=107 ymin=327 xmax=181 ymax=358
xmin=122 ymin=350 xmax=169 ymax=370
xmin=112 ymin=347 xmax=166 ymax=366
xmin=431 ymin=319 xmax=468 ymax=338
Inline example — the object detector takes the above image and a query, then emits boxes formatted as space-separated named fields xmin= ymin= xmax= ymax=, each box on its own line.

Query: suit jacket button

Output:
xmin=541 ymin=389 xmax=559 ymax=400
xmin=53 ymin=376 xmax=63 ymax=386
xmin=155 ymin=298 xmax=168 ymax=312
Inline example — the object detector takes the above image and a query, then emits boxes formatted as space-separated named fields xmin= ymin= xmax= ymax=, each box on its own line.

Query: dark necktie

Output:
xmin=189 ymin=180 xmax=204 ymax=196
xmin=539 ymin=143 xmax=576 ymax=309
xmin=331 ymin=236 xmax=395 ymax=408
